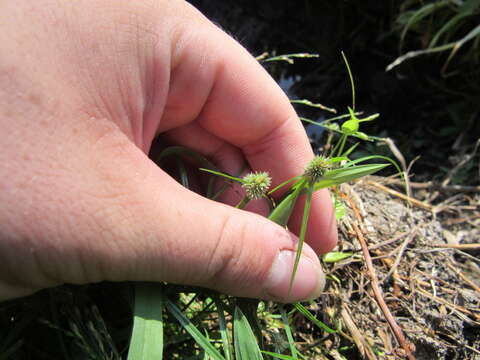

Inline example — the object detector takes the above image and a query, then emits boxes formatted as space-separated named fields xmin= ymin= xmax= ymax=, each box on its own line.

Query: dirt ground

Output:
xmin=305 ymin=176 xmax=480 ymax=359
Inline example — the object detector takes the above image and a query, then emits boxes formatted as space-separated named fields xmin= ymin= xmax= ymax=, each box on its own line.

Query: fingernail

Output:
xmin=265 ymin=250 xmax=325 ymax=302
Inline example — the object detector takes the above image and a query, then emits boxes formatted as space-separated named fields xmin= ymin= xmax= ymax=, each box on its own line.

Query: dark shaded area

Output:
xmin=0 ymin=284 xmax=131 ymax=359
xmin=189 ymin=0 xmax=480 ymax=183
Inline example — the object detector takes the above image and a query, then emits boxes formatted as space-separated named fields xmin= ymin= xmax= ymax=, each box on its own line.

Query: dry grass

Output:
xmin=309 ymin=176 xmax=480 ymax=359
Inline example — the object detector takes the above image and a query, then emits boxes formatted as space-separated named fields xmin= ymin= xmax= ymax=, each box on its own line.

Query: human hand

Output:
xmin=0 ymin=0 xmax=336 ymax=302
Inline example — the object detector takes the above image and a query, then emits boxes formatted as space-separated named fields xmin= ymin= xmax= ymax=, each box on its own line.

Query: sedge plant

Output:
xmin=126 ymin=52 xmax=401 ymax=360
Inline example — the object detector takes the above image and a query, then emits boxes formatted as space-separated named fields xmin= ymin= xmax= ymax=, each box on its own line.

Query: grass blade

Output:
xmin=443 ymin=23 xmax=480 ymax=69
xmin=237 ymin=299 xmax=264 ymax=350
xmin=165 ymin=298 xmax=225 ymax=360
xmin=261 ymin=351 xmax=299 ymax=360
xmin=233 ymin=307 xmax=264 ymax=360
xmin=387 ymin=23 xmax=480 ymax=71
xmin=213 ymin=297 xmax=233 ymax=360
xmin=157 ymin=146 xmax=217 ymax=170
xmin=176 ymin=158 xmax=189 ymax=189
xmin=157 ymin=146 xmax=219 ymax=198
xmin=399 ymin=1 xmax=450 ymax=49
xmin=127 ymin=283 xmax=164 ymax=360
xmin=429 ymin=13 xmax=466 ymax=48
xmin=293 ymin=303 xmax=336 ymax=334
xmin=280 ymin=306 xmax=299 ymax=359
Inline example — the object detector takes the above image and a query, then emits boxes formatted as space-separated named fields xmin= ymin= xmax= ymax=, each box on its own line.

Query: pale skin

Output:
xmin=0 ymin=0 xmax=337 ymax=302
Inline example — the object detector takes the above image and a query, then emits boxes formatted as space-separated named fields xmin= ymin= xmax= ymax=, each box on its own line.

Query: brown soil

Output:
xmin=301 ymin=176 xmax=480 ymax=359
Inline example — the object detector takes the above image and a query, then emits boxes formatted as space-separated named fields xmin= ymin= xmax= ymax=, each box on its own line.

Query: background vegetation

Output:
xmin=190 ymin=0 xmax=479 ymax=183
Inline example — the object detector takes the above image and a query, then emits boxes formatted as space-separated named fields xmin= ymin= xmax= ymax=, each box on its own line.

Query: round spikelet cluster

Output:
xmin=242 ymin=171 xmax=272 ymax=200
xmin=304 ymin=155 xmax=330 ymax=183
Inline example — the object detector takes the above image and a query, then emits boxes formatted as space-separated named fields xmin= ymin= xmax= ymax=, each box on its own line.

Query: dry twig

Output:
xmin=381 ymin=228 xmax=419 ymax=284
xmin=365 ymin=180 xmax=432 ymax=211
xmin=446 ymin=262 xmax=480 ymax=294
xmin=353 ymin=223 xmax=416 ymax=360
xmin=341 ymin=304 xmax=377 ymax=360
xmin=416 ymin=287 xmax=480 ymax=322
xmin=387 ymin=179 xmax=480 ymax=193
xmin=432 ymin=243 xmax=480 ymax=250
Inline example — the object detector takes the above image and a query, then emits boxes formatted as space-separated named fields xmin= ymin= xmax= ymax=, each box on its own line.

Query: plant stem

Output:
xmin=235 ymin=196 xmax=250 ymax=209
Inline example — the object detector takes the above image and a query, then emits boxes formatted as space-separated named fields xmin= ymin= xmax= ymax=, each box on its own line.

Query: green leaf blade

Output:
xmin=280 ymin=306 xmax=299 ymax=359
xmin=288 ymin=184 xmax=314 ymax=295
xmin=293 ymin=303 xmax=336 ymax=334
xmin=233 ymin=307 xmax=264 ymax=360
xmin=268 ymin=182 xmax=305 ymax=226
xmin=322 ymin=252 xmax=353 ymax=263
xmin=313 ymin=163 xmax=390 ymax=190
xmin=213 ymin=297 xmax=233 ymax=360
xmin=127 ymin=283 xmax=164 ymax=360
xmin=165 ymin=298 xmax=225 ymax=360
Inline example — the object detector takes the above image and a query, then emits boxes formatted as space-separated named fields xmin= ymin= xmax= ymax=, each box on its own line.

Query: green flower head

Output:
xmin=242 ymin=171 xmax=272 ymax=200
xmin=304 ymin=155 xmax=330 ymax=183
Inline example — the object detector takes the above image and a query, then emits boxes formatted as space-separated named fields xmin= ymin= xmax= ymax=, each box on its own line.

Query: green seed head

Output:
xmin=304 ymin=155 xmax=330 ymax=183
xmin=242 ymin=171 xmax=272 ymax=200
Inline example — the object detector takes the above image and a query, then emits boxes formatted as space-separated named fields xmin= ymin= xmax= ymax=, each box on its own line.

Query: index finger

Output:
xmin=191 ymin=23 xmax=337 ymax=253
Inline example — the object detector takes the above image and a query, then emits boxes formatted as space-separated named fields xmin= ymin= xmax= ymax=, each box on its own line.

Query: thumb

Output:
xmin=90 ymin=139 xmax=325 ymax=302
xmin=0 ymin=125 xmax=324 ymax=302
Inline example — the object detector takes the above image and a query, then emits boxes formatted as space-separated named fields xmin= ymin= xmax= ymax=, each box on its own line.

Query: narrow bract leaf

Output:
xmin=199 ymin=168 xmax=243 ymax=183
xmin=233 ymin=307 xmax=264 ymax=360
xmin=127 ymin=283 xmax=164 ymax=360
xmin=268 ymin=182 xmax=305 ymax=226
xmin=343 ymin=142 xmax=360 ymax=157
xmin=289 ymin=184 xmax=314 ymax=295
xmin=268 ymin=175 xmax=302 ymax=195
xmin=165 ymin=299 xmax=225 ymax=360
xmin=314 ymin=163 xmax=389 ymax=190
xmin=329 ymin=156 xmax=350 ymax=163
